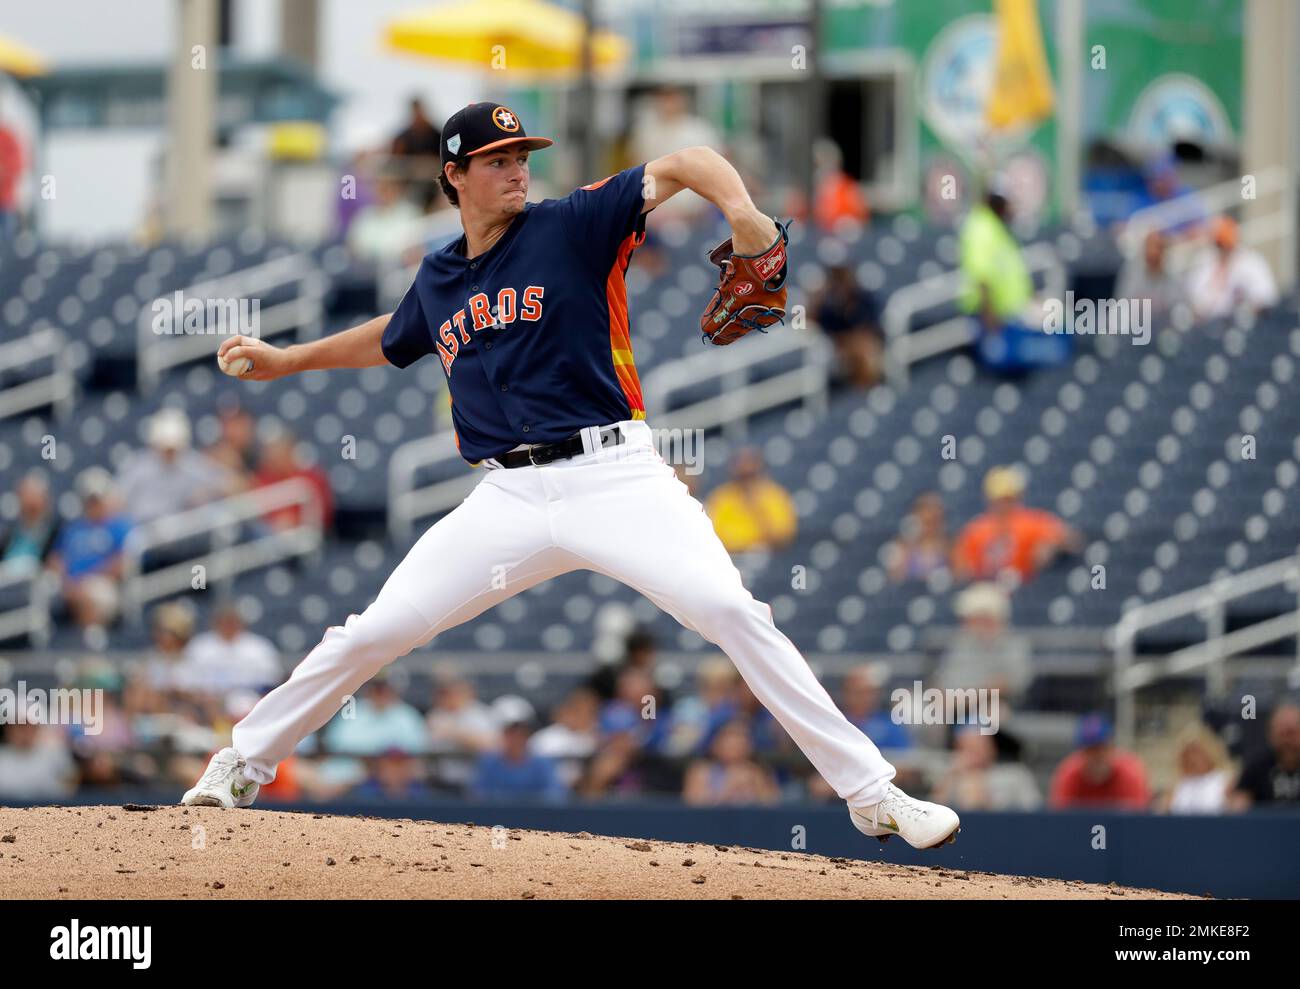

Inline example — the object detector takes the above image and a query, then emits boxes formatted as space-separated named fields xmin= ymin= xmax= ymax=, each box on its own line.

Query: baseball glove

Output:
xmin=699 ymin=218 xmax=792 ymax=345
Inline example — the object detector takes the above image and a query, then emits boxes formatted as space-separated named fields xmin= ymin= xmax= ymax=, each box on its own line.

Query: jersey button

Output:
xmin=484 ymin=342 xmax=492 ymax=350
xmin=500 ymin=384 xmax=508 ymax=391
xmin=522 ymin=425 xmax=531 ymax=433
xmin=471 ymin=285 xmax=479 ymax=291
xmin=470 ymin=262 xmax=477 ymax=269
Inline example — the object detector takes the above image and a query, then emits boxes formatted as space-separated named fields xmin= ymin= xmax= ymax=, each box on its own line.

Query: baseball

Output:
xmin=217 ymin=351 xmax=254 ymax=377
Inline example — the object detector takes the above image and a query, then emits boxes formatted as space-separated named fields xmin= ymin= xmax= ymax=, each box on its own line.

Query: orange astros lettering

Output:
xmin=436 ymin=285 xmax=546 ymax=375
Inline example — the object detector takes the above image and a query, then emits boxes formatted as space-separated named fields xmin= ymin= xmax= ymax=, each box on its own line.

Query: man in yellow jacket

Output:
xmin=705 ymin=448 xmax=797 ymax=554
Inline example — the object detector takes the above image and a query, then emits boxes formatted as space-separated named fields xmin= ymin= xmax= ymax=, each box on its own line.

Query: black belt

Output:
xmin=496 ymin=425 xmax=625 ymax=468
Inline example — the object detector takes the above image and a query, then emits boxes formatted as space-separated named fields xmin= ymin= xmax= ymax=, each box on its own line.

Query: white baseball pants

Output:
xmin=232 ymin=419 xmax=895 ymax=807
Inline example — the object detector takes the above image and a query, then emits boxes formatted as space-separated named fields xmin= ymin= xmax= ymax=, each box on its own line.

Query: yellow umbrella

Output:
xmin=0 ymin=34 xmax=47 ymax=78
xmin=384 ymin=0 xmax=629 ymax=75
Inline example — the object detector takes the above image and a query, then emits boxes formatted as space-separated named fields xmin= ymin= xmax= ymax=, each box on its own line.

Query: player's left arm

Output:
xmin=643 ymin=146 xmax=778 ymax=254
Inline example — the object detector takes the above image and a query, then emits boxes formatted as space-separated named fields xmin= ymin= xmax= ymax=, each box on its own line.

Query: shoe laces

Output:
xmin=881 ymin=784 xmax=930 ymax=820
xmin=199 ymin=752 xmax=243 ymax=787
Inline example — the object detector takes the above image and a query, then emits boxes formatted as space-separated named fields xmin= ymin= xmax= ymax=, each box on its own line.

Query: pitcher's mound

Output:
xmin=0 ymin=805 xmax=1196 ymax=900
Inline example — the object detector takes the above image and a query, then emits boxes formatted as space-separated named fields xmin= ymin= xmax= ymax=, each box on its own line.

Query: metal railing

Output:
xmin=0 ymin=326 xmax=76 ymax=421
xmin=880 ymin=241 xmax=1067 ymax=386
xmin=0 ymin=559 xmax=55 ymax=647
xmin=387 ymin=429 xmax=477 ymax=543
xmin=136 ymin=253 xmax=329 ymax=390
xmin=1111 ymin=552 xmax=1300 ymax=746
xmin=1117 ymin=164 xmax=1293 ymax=262
xmin=121 ymin=478 xmax=325 ymax=622
xmin=641 ymin=325 xmax=832 ymax=442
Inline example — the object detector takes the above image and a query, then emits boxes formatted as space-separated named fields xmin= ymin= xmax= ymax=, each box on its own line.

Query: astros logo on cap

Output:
xmin=492 ymin=107 xmax=520 ymax=132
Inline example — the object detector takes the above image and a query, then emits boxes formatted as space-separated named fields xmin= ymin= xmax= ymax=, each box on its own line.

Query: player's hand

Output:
xmin=217 ymin=335 xmax=296 ymax=382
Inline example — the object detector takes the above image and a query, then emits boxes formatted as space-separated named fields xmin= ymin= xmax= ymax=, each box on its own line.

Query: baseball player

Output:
xmin=184 ymin=102 xmax=960 ymax=850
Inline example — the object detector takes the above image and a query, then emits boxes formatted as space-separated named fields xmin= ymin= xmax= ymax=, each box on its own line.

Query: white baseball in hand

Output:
xmin=217 ymin=352 xmax=254 ymax=377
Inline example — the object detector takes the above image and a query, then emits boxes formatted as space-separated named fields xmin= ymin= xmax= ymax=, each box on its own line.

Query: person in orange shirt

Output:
xmin=952 ymin=466 xmax=1080 ymax=583
xmin=705 ymin=448 xmax=797 ymax=555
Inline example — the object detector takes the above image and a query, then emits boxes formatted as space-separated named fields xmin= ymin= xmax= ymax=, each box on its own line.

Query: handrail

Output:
xmin=0 ymin=559 xmax=54 ymax=647
xmin=641 ymin=326 xmax=832 ymax=442
xmin=387 ymin=430 xmax=477 ymax=543
xmin=121 ymin=477 xmax=324 ymax=622
xmin=0 ymin=326 xmax=76 ymax=421
xmin=881 ymin=241 xmax=1066 ymax=386
xmin=1117 ymin=165 xmax=1290 ymax=257
xmin=1111 ymin=551 xmax=1300 ymax=746
xmin=136 ymin=253 xmax=328 ymax=390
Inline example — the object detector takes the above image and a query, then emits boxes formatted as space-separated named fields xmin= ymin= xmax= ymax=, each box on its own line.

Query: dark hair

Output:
xmin=439 ymin=160 xmax=463 ymax=209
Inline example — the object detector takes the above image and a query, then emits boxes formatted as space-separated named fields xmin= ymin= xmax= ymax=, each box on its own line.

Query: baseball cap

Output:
xmin=440 ymin=102 xmax=554 ymax=164
xmin=983 ymin=465 xmax=1026 ymax=501
xmin=1211 ymin=215 xmax=1239 ymax=251
xmin=1077 ymin=713 xmax=1114 ymax=747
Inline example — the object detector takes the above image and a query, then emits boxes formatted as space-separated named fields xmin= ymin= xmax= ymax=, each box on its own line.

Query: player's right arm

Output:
xmin=216 ymin=314 xmax=392 ymax=381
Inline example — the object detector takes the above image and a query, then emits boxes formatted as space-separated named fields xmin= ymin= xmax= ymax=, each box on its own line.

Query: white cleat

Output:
xmin=180 ymin=747 xmax=260 ymax=809
xmin=849 ymin=782 xmax=961 ymax=850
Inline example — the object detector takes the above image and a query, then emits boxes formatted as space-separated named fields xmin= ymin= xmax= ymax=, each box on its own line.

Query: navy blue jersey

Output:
xmin=381 ymin=163 xmax=650 ymax=465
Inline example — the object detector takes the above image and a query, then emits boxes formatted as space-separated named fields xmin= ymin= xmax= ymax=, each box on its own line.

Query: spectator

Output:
xmin=1156 ymin=723 xmax=1234 ymax=814
xmin=354 ymin=747 xmax=433 ymax=801
xmin=1115 ymin=230 xmax=1183 ymax=317
xmin=205 ymin=402 xmax=258 ymax=481
xmin=785 ymin=138 xmax=870 ymax=233
xmin=588 ymin=627 xmax=658 ymax=702
xmin=390 ymin=97 xmax=443 ymax=212
xmin=840 ymin=663 xmax=912 ymax=750
xmin=576 ymin=723 xmax=646 ymax=798
xmin=179 ymin=602 xmax=281 ymax=693
xmin=529 ymin=688 xmax=600 ymax=762
xmin=663 ymin=657 xmax=740 ymax=757
xmin=1048 ymin=714 xmax=1151 ymax=810
xmin=599 ymin=667 xmax=664 ymax=751
xmin=682 ymin=719 xmax=780 ymax=806
xmin=959 ymin=182 xmax=1033 ymax=335
xmin=49 ymin=468 xmax=133 ymax=644
xmin=1 ymin=470 xmax=61 ymax=568
xmin=1228 ymin=702 xmax=1300 ymax=809
xmin=426 ymin=670 xmax=501 ymax=789
xmin=815 ymin=264 xmax=883 ymax=389
xmin=0 ymin=719 xmax=76 ymax=800
xmin=253 ymin=431 xmax=334 ymax=534
xmin=426 ymin=671 xmax=500 ymax=753
xmin=959 ymin=180 xmax=1074 ymax=372
xmin=140 ymin=599 xmax=199 ymax=692
xmin=932 ymin=728 xmax=1041 ymax=811
xmin=952 ymin=466 xmax=1080 ymax=584
xmin=886 ymin=491 xmax=950 ymax=583
xmin=471 ymin=716 xmax=567 ymax=802
xmin=115 ymin=409 xmax=236 ymax=525
xmin=705 ymin=447 xmax=797 ymax=555
xmin=934 ymin=583 xmax=1032 ymax=707
xmin=1134 ymin=153 xmax=1205 ymax=237
xmin=629 ymin=86 xmax=720 ymax=222
xmin=324 ymin=676 xmax=429 ymax=756
xmin=346 ymin=167 xmax=423 ymax=264
xmin=1187 ymin=216 xmax=1280 ymax=319
xmin=0 ymin=119 xmax=25 ymax=240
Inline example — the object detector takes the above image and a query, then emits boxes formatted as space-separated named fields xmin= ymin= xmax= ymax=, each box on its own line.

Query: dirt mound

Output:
xmin=0 ymin=805 xmax=1196 ymax=899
